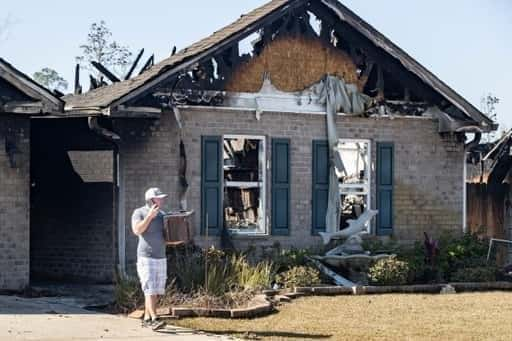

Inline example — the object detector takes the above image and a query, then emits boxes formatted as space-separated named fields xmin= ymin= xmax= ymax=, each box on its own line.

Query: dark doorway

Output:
xmin=30 ymin=117 xmax=117 ymax=284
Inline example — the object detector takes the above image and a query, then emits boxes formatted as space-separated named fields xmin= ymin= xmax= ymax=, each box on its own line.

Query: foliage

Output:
xmin=231 ymin=255 xmax=273 ymax=291
xmin=395 ymin=232 xmax=491 ymax=284
xmin=76 ymin=20 xmax=132 ymax=78
xmin=275 ymin=266 xmax=321 ymax=288
xmin=261 ymin=242 xmax=313 ymax=273
xmin=450 ymin=266 xmax=497 ymax=283
xmin=480 ymin=93 xmax=500 ymax=142
xmin=168 ymin=244 xmax=205 ymax=292
xmin=113 ymin=273 xmax=143 ymax=313
xmin=33 ymin=68 xmax=68 ymax=91
xmin=0 ymin=14 xmax=13 ymax=43
xmin=368 ymin=256 xmax=409 ymax=286
xmin=167 ymin=245 xmax=274 ymax=296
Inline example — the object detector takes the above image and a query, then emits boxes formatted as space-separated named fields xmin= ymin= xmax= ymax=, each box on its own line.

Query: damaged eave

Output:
xmin=63 ymin=104 xmax=162 ymax=119
xmin=319 ymin=0 xmax=497 ymax=132
xmin=105 ymin=0 xmax=307 ymax=109
xmin=1 ymin=100 xmax=44 ymax=115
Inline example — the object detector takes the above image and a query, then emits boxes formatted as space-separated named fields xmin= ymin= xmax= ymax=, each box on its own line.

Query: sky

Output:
xmin=1 ymin=0 xmax=511 ymax=130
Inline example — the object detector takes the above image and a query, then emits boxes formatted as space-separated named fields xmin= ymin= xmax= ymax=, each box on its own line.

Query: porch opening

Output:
xmin=30 ymin=117 xmax=117 ymax=284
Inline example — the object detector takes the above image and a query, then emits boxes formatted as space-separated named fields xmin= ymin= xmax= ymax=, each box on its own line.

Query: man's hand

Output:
xmin=148 ymin=204 xmax=160 ymax=220
xmin=132 ymin=204 xmax=160 ymax=236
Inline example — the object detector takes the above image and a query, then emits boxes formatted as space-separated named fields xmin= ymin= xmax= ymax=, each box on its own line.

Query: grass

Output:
xmin=172 ymin=292 xmax=512 ymax=340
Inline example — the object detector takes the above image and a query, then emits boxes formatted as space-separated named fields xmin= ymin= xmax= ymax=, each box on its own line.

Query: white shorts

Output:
xmin=137 ymin=257 xmax=167 ymax=296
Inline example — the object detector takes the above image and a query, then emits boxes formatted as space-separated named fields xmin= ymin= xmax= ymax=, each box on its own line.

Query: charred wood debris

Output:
xmin=71 ymin=2 xmax=451 ymax=118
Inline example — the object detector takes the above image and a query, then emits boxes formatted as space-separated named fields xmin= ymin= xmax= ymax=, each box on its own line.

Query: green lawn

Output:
xmin=172 ymin=292 xmax=512 ymax=340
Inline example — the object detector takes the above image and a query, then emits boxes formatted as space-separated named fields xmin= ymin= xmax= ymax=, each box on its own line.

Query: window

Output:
xmin=223 ymin=135 xmax=266 ymax=234
xmin=336 ymin=139 xmax=371 ymax=232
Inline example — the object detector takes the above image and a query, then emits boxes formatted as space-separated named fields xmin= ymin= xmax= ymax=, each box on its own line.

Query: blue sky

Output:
xmin=1 ymin=0 xmax=510 ymax=130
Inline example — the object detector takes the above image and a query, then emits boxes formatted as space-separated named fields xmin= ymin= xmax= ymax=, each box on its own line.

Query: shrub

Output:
xmin=395 ymin=232 xmax=491 ymax=284
xmin=261 ymin=243 xmax=313 ymax=273
xmin=450 ymin=266 xmax=497 ymax=283
xmin=231 ymin=255 xmax=273 ymax=291
xmin=368 ymin=256 xmax=409 ymax=286
xmin=113 ymin=273 xmax=143 ymax=313
xmin=168 ymin=244 xmax=206 ymax=292
xmin=276 ymin=266 xmax=321 ymax=288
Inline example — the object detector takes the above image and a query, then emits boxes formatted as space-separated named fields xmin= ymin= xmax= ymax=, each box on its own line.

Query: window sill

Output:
xmin=228 ymin=232 xmax=270 ymax=240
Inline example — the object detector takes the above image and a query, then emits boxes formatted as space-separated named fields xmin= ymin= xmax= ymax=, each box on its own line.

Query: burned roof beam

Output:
xmin=110 ymin=0 xmax=309 ymax=108
xmin=139 ymin=54 xmax=155 ymax=75
xmin=91 ymin=61 xmax=120 ymax=83
xmin=74 ymin=63 xmax=82 ymax=95
xmin=125 ymin=48 xmax=145 ymax=80
xmin=309 ymin=1 xmax=443 ymax=106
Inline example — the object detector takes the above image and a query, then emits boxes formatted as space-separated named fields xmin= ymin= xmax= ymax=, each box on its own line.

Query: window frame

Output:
xmin=222 ymin=134 xmax=267 ymax=235
xmin=336 ymin=138 xmax=371 ymax=233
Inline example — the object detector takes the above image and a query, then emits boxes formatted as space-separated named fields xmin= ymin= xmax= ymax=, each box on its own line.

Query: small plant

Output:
xmin=450 ymin=266 xmax=497 ymax=283
xmin=113 ymin=273 xmax=143 ymax=313
xmin=368 ymin=256 xmax=409 ymax=286
xmin=275 ymin=266 xmax=321 ymax=288
xmin=261 ymin=243 xmax=313 ymax=273
xmin=231 ymin=255 xmax=273 ymax=291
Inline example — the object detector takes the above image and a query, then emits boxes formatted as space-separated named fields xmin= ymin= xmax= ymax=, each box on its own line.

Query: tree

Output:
xmin=33 ymin=68 xmax=69 ymax=92
xmin=76 ymin=20 xmax=132 ymax=79
xmin=0 ymin=15 xmax=13 ymax=43
xmin=480 ymin=93 xmax=501 ymax=142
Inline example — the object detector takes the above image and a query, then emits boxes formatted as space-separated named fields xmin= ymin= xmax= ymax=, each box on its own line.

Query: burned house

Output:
xmin=0 ymin=0 xmax=496 ymax=290
xmin=0 ymin=58 xmax=117 ymax=289
xmin=467 ymin=132 xmax=512 ymax=261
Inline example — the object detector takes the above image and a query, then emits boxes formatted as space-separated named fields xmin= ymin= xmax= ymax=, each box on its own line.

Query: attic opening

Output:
xmin=30 ymin=117 xmax=117 ymax=284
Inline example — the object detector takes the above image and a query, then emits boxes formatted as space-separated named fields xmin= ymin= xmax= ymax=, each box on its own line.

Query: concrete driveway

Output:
xmin=0 ymin=295 xmax=230 ymax=341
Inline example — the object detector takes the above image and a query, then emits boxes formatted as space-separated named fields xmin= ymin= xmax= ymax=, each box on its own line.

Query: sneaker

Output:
xmin=141 ymin=319 xmax=151 ymax=328
xmin=150 ymin=318 xmax=166 ymax=331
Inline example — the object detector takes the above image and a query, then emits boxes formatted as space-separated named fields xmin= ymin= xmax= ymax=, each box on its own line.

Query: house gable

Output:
xmin=64 ymin=0 xmax=495 ymax=131
xmin=0 ymin=58 xmax=63 ymax=115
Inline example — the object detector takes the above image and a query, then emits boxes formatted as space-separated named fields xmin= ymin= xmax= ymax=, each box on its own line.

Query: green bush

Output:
xmin=395 ymin=232 xmax=491 ymax=284
xmin=276 ymin=266 xmax=321 ymax=288
xmin=167 ymin=244 xmax=206 ymax=292
xmin=450 ymin=266 xmax=497 ymax=283
xmin=260 ymin=243 xmax=314 ymax=274
xmin=113 ymin=273 xmax=143 ymax=313
xmin=368 ymin=256 xmax=409 ymax=286
xmin=231 ymin=255 xmax=273 ymax=291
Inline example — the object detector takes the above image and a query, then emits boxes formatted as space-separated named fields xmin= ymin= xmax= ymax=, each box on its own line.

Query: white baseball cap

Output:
xmin=145 ymin=187 xmax=168 ymax=201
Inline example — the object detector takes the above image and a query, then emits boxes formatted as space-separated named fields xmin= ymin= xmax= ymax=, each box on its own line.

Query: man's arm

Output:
xmin=132 ymin=205 xmax=159 ymax=236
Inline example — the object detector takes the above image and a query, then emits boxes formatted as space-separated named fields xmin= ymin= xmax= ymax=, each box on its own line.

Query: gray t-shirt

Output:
xmin=131 ymin=205 xmax=166 ymax=259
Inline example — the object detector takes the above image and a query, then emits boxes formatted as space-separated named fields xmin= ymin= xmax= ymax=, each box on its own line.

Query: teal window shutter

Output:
xmin=376 ymin=142 xmax=394 ymax=236
xmin=272 ymin=138 xmax=290 ymax=236
xmin=201 ymin=136 xmax=222 ymax=236
xmin=312 ymin=140 xmax=329 ymax=235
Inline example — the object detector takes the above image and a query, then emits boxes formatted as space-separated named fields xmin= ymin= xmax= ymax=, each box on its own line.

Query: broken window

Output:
xmin=223 ymin=135 xmax=266 ymax=234
xmin=336 ymin=140 xmax=371 ymax=231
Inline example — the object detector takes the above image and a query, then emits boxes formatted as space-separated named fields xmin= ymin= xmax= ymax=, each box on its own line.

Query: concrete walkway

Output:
xmin=0 ymin=295 xmax=230 ymax=341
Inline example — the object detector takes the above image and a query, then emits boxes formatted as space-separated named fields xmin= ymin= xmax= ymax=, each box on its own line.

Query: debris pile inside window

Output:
xmin=223 ymin=137 xmax=265 ymax=233
xmin=337 ymin=140 xmax=370 ymax=230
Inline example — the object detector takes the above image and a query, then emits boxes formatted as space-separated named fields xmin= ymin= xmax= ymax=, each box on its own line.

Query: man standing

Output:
xmin=131 ymin=187 xmax=168 ymax=330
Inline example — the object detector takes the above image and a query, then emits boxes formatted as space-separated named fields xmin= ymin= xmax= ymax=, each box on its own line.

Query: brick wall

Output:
xmin=0 ymin=115 xmax=30 ymax=290
xmin=30 ymin=181 xmax=115 ymax=283
xmin=114 ymin=108 xmax=464 ymax=269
